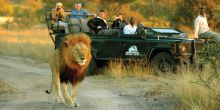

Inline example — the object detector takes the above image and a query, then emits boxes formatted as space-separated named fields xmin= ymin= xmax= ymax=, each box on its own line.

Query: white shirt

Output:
xmin=123 ymin=24 xmax=137 ymax=34
xmin=194 ymin=15 xmax=209 ymax=38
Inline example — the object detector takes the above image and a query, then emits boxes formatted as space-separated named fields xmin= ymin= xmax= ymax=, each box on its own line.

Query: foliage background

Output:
xmin=0 ymin=0 xmax=220 ymax=34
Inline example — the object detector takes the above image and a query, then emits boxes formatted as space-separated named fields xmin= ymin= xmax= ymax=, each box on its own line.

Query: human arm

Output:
xmin=87 ymin=18 xmax=98 ymax=30
xmin=51 ymin=8 xmax=66 ymax=21
xmin=194 ymin=18 xmax=200 ymax=38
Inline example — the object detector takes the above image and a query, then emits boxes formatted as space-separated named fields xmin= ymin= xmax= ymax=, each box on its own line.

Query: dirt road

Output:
xmin=0 ymin=55 xmax=175 ymax=110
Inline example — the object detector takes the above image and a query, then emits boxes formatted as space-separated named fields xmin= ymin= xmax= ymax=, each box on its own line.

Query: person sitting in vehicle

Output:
xmin=51 ymin=3 xmax=69 ymax=33
xmin=123 ymin=17 xmax=137 ymax=34
xmin=70 ymin=2 xmax=88 ymax=19
xmin=87 ymin=10 xmax=108 ymax=34
xmin=111 ymin=13 xmax=127 ymax=29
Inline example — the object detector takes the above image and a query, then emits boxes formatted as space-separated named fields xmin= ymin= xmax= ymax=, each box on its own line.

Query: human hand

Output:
xmin=193 ymin=34 xmax=199 ymax=39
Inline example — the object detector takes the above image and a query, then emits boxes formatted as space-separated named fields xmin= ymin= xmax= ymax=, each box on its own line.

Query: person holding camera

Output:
xmin=51 ymin=3 xmax=69 ymax=33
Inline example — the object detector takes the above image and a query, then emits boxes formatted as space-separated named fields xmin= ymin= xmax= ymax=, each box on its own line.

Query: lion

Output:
xmin=46 ymin=33 xmax=91 ymax=107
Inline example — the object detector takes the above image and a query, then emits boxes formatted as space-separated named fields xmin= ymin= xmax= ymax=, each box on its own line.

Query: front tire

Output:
xmin=152 ymin=52 xmax=177 ymax=74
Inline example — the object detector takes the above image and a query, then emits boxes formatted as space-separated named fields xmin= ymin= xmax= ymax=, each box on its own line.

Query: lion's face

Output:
xmin=70 ymin=42 xmax=89 ymax=66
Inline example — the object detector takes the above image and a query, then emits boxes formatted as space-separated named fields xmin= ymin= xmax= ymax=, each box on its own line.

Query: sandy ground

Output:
xmin=0 ymin=55 xmax=176 ymax=110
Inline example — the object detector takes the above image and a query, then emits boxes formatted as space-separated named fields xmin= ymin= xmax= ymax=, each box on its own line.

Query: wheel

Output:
xmin=86 ymin=58 xmax=97 ymax=76
xmin=152 ymin=52 xmax=177 ymax=74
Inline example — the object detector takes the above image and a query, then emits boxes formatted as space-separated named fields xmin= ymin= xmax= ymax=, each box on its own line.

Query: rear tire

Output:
xmin=152 ymin=52 xmax=177 ymax=74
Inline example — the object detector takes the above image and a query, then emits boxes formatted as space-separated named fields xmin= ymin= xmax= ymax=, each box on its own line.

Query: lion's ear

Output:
xmin=65 ymin=40 xmax=71 ymax=47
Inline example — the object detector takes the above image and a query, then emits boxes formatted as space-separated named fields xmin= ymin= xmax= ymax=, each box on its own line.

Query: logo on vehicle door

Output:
xmin=125 ymin=45 xmax=140 ymax=56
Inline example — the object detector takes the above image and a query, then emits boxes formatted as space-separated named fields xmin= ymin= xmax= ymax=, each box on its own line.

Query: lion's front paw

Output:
xmin=74 ymin=102 xmax=80 ymax=107
xmin=64 ymin=101 xmax=79 ymax=108
xmin=55 ymin=98 xmax=64 ymax=104
xmin=64 ymin=99 xmax=75 ymax=108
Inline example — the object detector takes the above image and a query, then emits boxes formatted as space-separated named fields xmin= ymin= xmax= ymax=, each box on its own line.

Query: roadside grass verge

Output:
xmin=169 ymin=61 xmax=220 ymax=110
xmin=102 ymin=59 xmax=155 ymax=79
xmin=0 ymin=77 xmax=17 ymax=99
xmin=0 ymin=29 xmax=53 ymax=62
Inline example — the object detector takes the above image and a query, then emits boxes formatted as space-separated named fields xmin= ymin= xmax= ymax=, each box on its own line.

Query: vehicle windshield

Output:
xmin=151 ymin=28 xmax=180 ymax=34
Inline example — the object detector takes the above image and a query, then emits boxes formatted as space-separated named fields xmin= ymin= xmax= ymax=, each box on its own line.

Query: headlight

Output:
xmin=179 ymin=44 xmax=186 ymax=52
xmin=177 ymin=43 xmax=192 ymax=53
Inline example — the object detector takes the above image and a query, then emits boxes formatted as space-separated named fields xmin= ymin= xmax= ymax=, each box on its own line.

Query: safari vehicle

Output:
xmin=45 ymin=10 xmax=205 ymax=74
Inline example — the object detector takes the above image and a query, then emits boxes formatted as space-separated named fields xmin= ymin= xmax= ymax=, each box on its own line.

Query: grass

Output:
xmin=0 ymin=29 xmax=53 ymax=62
xmin=0 ymin=77 xmax=17 ymax=99
xmin=102 ymin=59 xmax=155 ymax=79
xmin=169 ymin=61 xmax=220 ymax=110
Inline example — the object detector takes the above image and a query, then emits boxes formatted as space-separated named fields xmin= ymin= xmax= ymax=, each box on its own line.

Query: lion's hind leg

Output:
xmin=50 ymin=64 xmax=64 ymax=104
xmin=49 ymin=51 xmax=65 ymax=104
xmin=53 ymin=71 xmax=65 ymax=104
xmin=71 ymin=83 xmax=80 ymax=107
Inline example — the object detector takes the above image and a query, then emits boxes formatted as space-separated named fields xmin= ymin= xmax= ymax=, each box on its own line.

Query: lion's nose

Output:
xmin=81 ymin=57 xmax=85 ymax=60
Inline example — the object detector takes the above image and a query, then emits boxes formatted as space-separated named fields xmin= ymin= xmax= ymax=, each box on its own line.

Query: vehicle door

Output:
xmin=119 ymin=34 xmax=152 ymax=60
xmin=91 ymin=34 xmax=126 ymax=59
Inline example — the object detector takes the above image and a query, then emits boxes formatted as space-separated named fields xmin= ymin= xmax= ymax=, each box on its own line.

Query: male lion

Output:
xmin=46 ymin=33 xmax=91 ymax=107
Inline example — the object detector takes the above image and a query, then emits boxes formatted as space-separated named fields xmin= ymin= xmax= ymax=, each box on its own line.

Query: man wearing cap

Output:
xmin=51 ymin=3 xmax=69 ymax=33
xmin=71 ymin=2 xmax=88 ymax=19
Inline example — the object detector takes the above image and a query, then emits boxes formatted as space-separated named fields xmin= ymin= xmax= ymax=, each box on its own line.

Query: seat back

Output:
xmin=79 ymin=18 xmax=90 ymax=33
xmin=119 ymin=23 xmax=126 ymax=34
xmin=68 ymin=18 xmax=81 ymax=33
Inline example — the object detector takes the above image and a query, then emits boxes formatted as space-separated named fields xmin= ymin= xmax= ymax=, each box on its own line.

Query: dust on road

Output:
xmin=0 ymin=55 xmax=175 ymax=110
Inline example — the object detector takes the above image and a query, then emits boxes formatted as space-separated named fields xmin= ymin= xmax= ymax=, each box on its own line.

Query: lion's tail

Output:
xmin=45 ymin=83 xmax=52 ymax=94
xmin=45 ymin=72 xmax=53 ymax=94
xmin=45 ymin=89 xmax=52 ymax=94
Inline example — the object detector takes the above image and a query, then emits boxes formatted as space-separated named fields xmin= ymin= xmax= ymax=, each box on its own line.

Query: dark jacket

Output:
xmin=87 ymin=17 xmax=108 ymax=34
xmin=111 ymin=18 xmax=127 ymax=29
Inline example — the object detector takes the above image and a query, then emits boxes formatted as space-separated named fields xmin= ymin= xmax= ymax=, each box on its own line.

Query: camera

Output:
xmin=57 ymin=7 xmax=61 ymax=11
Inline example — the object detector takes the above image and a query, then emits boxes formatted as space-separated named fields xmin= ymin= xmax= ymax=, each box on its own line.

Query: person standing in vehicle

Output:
xmin=123 ymin=17 xmax=137 ymax=34
xmin=51 ymin=3 xmax=69 ymax=33
xmin=71 ymin=2 xmax=88 ymax=19
xmin=112 ymin=13 xmax=127 ymax=29
xmin=194 ymin=8 xmax=220 ymax=42
xmin=87 ymin=10 xmax=108 ymax=34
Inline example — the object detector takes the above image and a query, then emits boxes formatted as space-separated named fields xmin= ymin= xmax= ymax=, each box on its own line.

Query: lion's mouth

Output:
xmin=78 ymin=59 xmax=86 ymax=65
xmin=78 ymin=62 xmax=85 ymax=65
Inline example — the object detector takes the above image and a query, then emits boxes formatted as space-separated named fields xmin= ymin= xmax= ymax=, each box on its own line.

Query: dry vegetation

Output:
xmin=0 ymin=29 xmax=53 ymax=62
xmin=0 ymin=77 xmax=17 ymax=99
xmin=102 ymin=59 xmax=155 ymax=79
xmin=169 ymin=61 xmax=220 ymax=110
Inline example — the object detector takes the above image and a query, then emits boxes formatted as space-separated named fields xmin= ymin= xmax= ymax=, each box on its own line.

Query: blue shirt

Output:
xmin=71 ymin=9 xmax=88 ymax=19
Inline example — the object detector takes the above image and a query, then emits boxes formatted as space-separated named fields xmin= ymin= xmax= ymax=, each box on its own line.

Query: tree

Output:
xmin=0 ymin=0 xmax=13 ymax=16
xmin=171 ymin=0 xmax=218 ymax=27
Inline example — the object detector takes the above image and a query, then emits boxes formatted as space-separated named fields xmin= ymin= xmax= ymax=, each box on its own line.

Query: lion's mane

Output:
xmin=59 ymin=33 xmax=91 ymax=84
